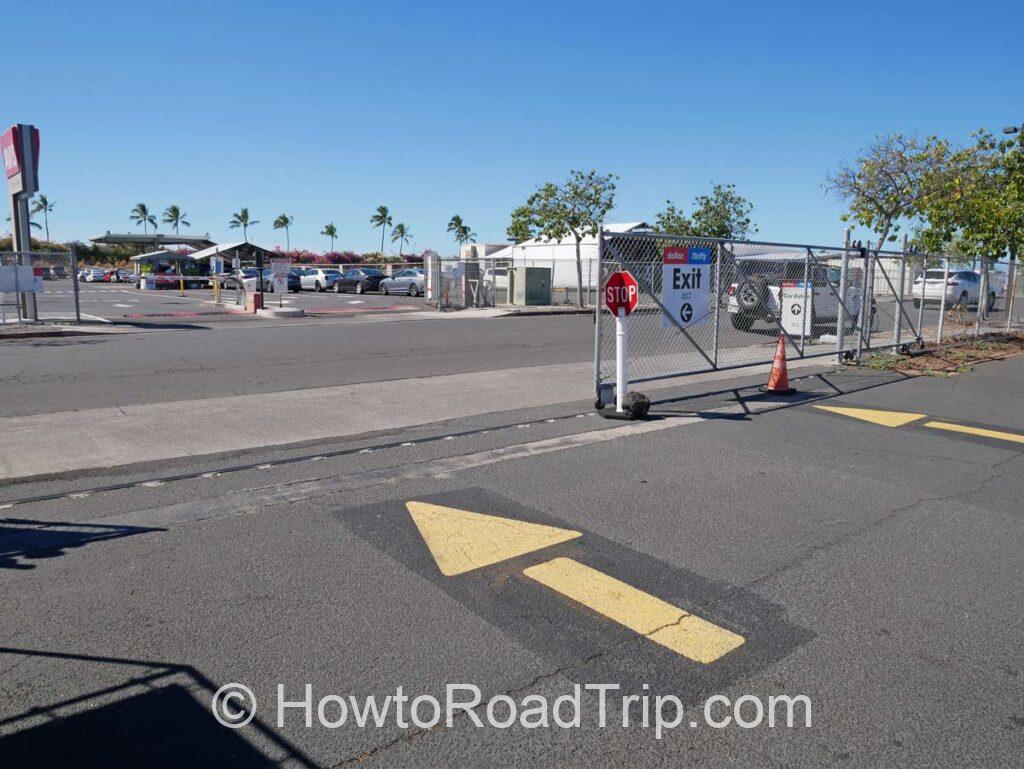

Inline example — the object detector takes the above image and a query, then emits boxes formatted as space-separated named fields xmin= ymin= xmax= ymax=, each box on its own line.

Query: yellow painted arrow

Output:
xmin=814 ymin=405 xmax=1024 ymax=446
xmin=813 ymin=405 xmax=926 ymax=427
xmin=406 ymin=501 xmax=744 ymax=664
xmin=406 ymin=501 xmax=582 ymax=576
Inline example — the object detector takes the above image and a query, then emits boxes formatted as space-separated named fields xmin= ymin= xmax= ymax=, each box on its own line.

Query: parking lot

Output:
xmin=39 ymin=279 xmax=427 ymax=323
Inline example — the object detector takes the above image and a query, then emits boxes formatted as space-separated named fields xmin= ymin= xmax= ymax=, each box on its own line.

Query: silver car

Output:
xmin=379 ymin=269 xmax=425 ymax=296
xmin=299 ymin=268 xmax=342 ymax=292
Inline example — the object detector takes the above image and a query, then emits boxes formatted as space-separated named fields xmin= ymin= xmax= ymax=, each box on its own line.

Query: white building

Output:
xmin=471 ymin=222 xmax=648 ymax=289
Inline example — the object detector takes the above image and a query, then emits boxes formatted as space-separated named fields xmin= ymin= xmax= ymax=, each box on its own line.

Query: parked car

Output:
xmin=334 ymin=268 xmax=389 ymax=294
xmin=483 ymin=267 xmax=509 ymax=291
xmin=726 ymin=255 xmax=867 ymax=333
xmin=299 ymin=268 xmax=343 ymax=292
xmin=81 ymin=268 xmax=108 ymax=282
xmin=379 ymin=269 xmax=425 ymax=296
xmin=912 ymin=269 xmax=995 ymax=310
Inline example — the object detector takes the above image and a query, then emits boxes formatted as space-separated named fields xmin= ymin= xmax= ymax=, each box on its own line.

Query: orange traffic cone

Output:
xmin=761 ymin=334 xmax=795 ymax=394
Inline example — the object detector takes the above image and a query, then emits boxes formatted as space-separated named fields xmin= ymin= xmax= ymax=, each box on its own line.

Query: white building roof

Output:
xmin=190 ymin=241 xmax=274 ymax=260
xmin=487 ymin=222 xmax=648 ymax=261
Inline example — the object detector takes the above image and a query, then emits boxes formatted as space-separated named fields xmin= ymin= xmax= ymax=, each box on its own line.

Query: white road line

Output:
xmin=88 ymin=418 xmax=699 ymax=529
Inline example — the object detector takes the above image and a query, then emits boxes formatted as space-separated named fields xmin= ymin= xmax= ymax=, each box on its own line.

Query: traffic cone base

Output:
xmin=761 ymin=333 xmax=795 ymax=394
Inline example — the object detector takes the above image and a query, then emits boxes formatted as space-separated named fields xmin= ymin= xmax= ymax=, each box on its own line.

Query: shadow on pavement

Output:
xmin=0 ymin=518 xmax=166 ymax=570
xmin=646 ymin=368 xmax=912 ymax=420
xmin=0 ymin=647 xmax=317 ymax=769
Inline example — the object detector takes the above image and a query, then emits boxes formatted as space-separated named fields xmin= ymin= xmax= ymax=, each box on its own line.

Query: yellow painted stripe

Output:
xmin=924 ymin=421 xmax=1024 ymax=445
xmin=813 ymin=405 xmax=926 ymax=428
xmin=523 ymin=557 xmax=744 ymax=663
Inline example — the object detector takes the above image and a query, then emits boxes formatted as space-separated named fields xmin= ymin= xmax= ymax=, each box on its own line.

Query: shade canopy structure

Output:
xmin=128 ymin=249 xmax=195 ymax=264
xmin=189 ymin=241 xmax=276 ymax=263
xmin=90 ymin=232 xmax=217 ymax=250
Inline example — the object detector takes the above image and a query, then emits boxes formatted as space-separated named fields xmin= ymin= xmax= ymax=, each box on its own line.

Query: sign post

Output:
xmin=270 ymin=258 xmax=290 ymax=307
xmin=604 ymin=271 xmax=639 ymax=413
xmin=3 ymin=124 xmax=40 ymax=321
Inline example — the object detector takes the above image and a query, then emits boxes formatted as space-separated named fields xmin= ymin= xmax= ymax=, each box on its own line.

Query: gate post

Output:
xmin=937 ymin=257 xmax=950 ymax=344
xmin=893 ymin=234 xmax=908 ymax=350
xmin=837 ymin=229 xmax=850 ymax=362
xmin=712 ymin=241 xmax=722 ymax=368
xmin=855 ymin=246 xmax=869 ymax=363
xmin=71 ymin=245 xmax=81 ymax=323
xmin=593 ymin=227 xmax=604 ymax=406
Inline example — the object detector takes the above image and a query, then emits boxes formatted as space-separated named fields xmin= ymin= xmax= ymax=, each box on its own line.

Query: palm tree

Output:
xmin=390 ymin=223 xmax=412 ymax=257
xmin=370 ymin=205 xmax=392 ymax=255
xmin=161 ymin=205 xmax=190 ymax=235
xmin=321 ymin=222 xmax=338 ymax=251
xmin=446 ymin=214 xmax=463 ymax=238
xmin=273 ymin=214 xmax=294 ymax=249
xmin=130 ymin=203 xmax=157 ymax=234
xmin=456 ymin=222 xmax=477 ymax=253
xmin=30 ymin=195 xmax=55 ymax=242
xmin=229 ymin=207 xmax=259 ymax=242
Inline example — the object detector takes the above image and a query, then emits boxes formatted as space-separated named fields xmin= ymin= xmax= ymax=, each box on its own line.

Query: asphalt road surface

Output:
xmin=1 ymin=331 xmax=1022 ymax=767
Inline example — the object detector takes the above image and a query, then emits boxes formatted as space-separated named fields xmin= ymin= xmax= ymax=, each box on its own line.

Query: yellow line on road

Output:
xmin=924 ymin=421 xmax=1024 ymax=445
xmin=523 ymin=557 xmax=744 ymax=664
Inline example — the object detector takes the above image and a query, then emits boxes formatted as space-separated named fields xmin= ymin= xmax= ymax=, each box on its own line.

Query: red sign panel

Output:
xmin=604 ymin=270 xmax=639 ymax=316
xmin=1 ymin=127 xmax=20 ymax=179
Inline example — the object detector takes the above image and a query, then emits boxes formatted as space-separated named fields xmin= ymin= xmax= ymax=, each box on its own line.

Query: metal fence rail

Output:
xmin=1 ymin=250 xmax=79 ymax=325
xmin=594 ymin=230 xmax=1022 ymax=405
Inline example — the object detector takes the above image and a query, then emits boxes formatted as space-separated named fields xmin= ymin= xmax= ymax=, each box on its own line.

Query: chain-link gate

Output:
xmin=1 ymin=250 xmax=80 ymax=324
xmin=594 ymin=231 xmax=926 ymax=404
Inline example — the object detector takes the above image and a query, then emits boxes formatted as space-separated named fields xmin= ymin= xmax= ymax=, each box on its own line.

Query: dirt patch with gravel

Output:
xmin=860 ymin=333 xmax=1024 ymax=377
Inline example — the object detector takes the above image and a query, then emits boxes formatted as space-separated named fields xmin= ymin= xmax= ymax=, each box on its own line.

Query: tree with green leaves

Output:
xmin=161 ymin=205 xmax=190 ymax=235
xmin=691 ymin=184 xmax=757 ymax=239
xmin=273 ymin=214 xmax=294 ymax=249
xmin=130 ymin=203 xmax=157 ymax=234
xmin=229 ymin=207 xmax=259 ymax=242
xmin=30 ymin=195 xmax=55 ymax=242
xmin=447 ymin=215 xmax=476 ymax=253
xmin=391 ymin=223 xmax=412 ymax=256
xmin=506 ymin=204 xmax=536 ymax=243
xmin=321 ymin=222 xmax=338 ymax=251
xmin=653 ymin=200 xmax=693 ymax=237
xmin=371 ymin=205 xmax=393 ymax=254
xmin=825 ymin=133 xmax=947 ymax=254
xmin=507 ymin=170 xmax=618 ymax=306
xmin=915 ymin=130 xmax=1024 ymax=262
xmin=457 ymin=223 xmax=476 ymax=249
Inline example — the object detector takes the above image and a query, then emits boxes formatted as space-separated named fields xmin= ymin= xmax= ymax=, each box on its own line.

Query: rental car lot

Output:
xmin=47 ymin=279 xmax=426 ymax=322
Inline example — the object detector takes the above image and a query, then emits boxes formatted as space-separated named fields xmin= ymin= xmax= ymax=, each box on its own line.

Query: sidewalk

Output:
xmin=0 ymin=357 xmax=830 ymax=481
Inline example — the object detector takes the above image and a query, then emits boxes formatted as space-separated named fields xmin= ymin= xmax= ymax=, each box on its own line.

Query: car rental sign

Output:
xmin=661 ymin=246 xmax=712 ymax=329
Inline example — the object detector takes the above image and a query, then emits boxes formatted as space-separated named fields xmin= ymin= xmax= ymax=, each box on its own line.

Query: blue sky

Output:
xmin=9 ymin=0 xmax=1024 ymax=253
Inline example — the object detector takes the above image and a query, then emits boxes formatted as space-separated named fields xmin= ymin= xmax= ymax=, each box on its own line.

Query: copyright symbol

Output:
xmin=212 ymin=683 xmax=256 ymax=728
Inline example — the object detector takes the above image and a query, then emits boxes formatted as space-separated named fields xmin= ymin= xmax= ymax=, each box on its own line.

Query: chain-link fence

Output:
xmin=594 ymin=230 xmax=1022 ymax=404
xmin=423 ymin=252 xmax=600 ymax=310
xmin=0 ymin=251 xmax=79 ymax=324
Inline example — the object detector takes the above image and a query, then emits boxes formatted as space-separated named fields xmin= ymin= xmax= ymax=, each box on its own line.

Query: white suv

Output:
xmin=727 ymin=254 xmax=866 ymax=333
xmin=912 ymin=269 xmax=994 ymax=311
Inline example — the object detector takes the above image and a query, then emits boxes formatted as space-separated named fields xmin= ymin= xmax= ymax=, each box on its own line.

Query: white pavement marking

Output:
xmin=87 ymin=418 xmax=699 ymax=529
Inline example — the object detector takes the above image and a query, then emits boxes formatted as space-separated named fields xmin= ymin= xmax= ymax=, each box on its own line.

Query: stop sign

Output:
xmin=605 ymin=271 xmax=639 ymax=316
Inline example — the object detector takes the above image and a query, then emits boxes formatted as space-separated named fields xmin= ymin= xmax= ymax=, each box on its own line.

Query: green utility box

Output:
xmin=509 ymin=267 xmax=551 ymax=306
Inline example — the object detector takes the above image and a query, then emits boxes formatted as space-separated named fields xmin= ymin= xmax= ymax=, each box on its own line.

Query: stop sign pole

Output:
xmin=604 ymin=271 xmax=639 ymax=412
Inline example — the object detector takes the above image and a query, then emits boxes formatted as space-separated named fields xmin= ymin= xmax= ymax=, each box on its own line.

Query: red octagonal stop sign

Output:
xmin=604 ymin=271 xmax=639 ymax=316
